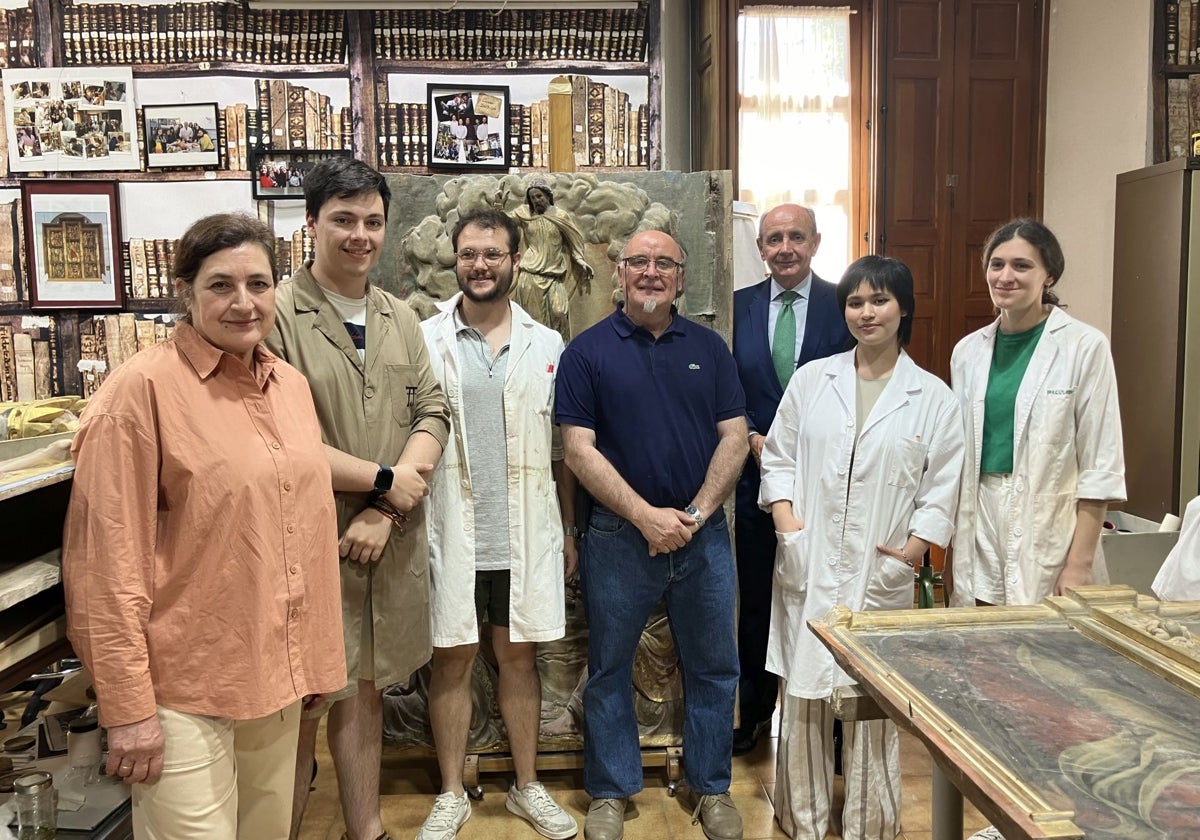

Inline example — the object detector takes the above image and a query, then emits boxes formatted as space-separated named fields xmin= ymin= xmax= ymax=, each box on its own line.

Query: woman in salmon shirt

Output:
xmin=63 ymin=213 xmax=346 ymax=840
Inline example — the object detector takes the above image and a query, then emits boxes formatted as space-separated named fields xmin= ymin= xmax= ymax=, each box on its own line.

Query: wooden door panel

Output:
xmin=887 ymin=78 xmax=943 ymax=225
xmin=893 ymin=0 xmax=944 ymax=58
xmin=968 ymin=1 xmax=1021 ymax=59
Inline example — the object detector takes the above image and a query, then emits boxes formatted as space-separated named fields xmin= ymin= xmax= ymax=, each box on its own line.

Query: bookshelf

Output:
xmin=0 ymin=0 xmax=661 ymax=398
xmin=1157 ymin=0 xmax=1200 ymax=161
xmin=0 ymin=434 xmax=76 ymax=696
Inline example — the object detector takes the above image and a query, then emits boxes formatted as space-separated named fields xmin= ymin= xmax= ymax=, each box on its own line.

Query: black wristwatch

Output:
xmin=371 ymin=464 xmax=394 ymax=500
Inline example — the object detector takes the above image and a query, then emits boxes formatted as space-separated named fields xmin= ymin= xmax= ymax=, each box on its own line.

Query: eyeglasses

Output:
xmin=456 ymin=249 xmax=512 ymax=266
xmin=621 ymin=256 xmax=684 ymax=274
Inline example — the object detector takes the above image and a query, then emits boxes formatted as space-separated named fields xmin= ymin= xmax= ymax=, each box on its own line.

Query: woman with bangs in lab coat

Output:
xmin=758 ymin=255 xmax=965 ymax=840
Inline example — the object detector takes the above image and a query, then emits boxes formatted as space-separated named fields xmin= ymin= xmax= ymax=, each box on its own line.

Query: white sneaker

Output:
xmin=506 ymin=781 xmax=579 ymax=839
xmin=416 ymin=791 xmax=471 ymax=840
xmin=967 ymin=828 xmax=1007 ymax=840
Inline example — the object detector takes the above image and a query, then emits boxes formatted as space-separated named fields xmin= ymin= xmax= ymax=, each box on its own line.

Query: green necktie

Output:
xmin=773 ymin=290 xmax=799 ymax=389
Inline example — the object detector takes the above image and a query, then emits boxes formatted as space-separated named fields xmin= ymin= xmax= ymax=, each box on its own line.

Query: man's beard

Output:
xmin=641 ymin=298 xmax=658 ymax=314
xmin=458 ymin=270 xmax=512 ymax=303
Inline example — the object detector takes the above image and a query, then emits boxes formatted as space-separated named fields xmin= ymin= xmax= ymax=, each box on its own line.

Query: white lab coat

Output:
xmin=421 ymin=296 xmax=566 ymax=647
xmin=1153 ymin=495 xmax=1200 ymax=601
xmin=950 ymin=307 xmax=1127 ymax=606
xmin=759 ymin=350 xmax=965 ymax=699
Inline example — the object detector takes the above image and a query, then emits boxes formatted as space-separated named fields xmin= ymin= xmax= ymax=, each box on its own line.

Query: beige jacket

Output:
xmin=266 ymin=264 xmax=450 ymax=687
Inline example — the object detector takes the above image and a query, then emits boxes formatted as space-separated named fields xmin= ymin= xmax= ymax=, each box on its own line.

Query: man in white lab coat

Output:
xmin=417 ymin=208 xmax=579 ymax=840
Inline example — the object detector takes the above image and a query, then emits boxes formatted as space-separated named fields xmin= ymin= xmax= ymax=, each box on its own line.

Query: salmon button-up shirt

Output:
xmin=63 ymin=323 xmax=346 ymax=727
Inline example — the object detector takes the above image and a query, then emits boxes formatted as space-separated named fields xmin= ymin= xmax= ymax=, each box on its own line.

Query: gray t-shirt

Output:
xmin=454 ymin=309 xmax=511 ymax=571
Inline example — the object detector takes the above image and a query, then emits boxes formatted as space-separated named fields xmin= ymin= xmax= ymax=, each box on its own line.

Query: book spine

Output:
xmin=1169 ymin=2 xmax=1181 ymax=64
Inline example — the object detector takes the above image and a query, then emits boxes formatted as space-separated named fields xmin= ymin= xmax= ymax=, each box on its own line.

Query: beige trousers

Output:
xmin=774 ymin=691 xmax=902 ymax=840
xmin=132 ymin=701 xmax=301 ymax=840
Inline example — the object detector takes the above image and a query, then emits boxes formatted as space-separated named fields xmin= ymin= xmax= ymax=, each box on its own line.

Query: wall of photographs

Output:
xmin=0 ymin=0 xmax=660 ymax=410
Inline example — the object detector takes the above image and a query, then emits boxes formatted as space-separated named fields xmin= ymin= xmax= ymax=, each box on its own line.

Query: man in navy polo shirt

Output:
xmin=556 ymin=230 xmax=748 ymax=840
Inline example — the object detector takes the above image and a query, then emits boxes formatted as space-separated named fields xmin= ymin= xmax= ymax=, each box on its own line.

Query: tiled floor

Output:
xmin=296 ymin=716 xmax=992 ymax=840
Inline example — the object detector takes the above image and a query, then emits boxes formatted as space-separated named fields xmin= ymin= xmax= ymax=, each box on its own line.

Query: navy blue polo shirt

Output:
xmin=555 ymin=304 xmax=746 ymax=509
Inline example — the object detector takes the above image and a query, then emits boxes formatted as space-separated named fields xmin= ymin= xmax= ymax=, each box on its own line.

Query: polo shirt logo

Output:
xmin=689 ymin=363 xmax=700 ymax=370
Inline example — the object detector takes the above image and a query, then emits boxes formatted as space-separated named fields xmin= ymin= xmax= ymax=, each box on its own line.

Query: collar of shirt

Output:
xmin=770 ymin=272 xmax=813 ymax=302
xmin=610 ymin=301 xmax=688 ymax=339
xmin=174 ymin=321 xmax=279 ymax=389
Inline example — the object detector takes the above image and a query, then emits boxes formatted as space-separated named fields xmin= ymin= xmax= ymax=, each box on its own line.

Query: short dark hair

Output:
xmin=836 ymin=255 xmax=916 ymax=347
xmin=982 ymin=218 xmax=1064 ymax=307
xmin=452 ymin=208 xmax=520 ymax=254
xmin=304 ymin=157 xmax=391 ymax=222
xmin=173 ymin=213 xmax=279 ymax=322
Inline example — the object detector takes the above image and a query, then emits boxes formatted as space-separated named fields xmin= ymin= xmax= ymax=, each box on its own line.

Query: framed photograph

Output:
xmin=427 ymin=84 xmax=510 ymax=171
xmin=21 ymin=180 xmax=123 ymax=310
xmin=2 ymin=67 xmax=137 ymax=173
xmin=251 ymin=149 xmax=351 ymax=201
xmin=142 ymin=102 xmax=220 ymax=169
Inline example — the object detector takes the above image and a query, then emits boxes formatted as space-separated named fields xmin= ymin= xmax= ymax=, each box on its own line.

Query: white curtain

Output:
xmin=738 ymin=6 xmax=853 ymax=280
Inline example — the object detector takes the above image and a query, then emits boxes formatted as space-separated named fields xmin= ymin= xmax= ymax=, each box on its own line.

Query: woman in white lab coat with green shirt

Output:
xmin=948 ymin=218 xmax=1127 ymax=608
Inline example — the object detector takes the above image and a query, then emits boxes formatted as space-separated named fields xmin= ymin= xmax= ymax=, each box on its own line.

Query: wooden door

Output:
xmin=876 ymin=0 xmax=1045 ymax=379
xmin=693 ymin=0 xmax=738 ymax=174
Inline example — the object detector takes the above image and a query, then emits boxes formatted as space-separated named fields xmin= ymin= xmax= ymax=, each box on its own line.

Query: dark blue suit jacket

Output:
xmin=732 ymin=274 xmax=850 ymax=516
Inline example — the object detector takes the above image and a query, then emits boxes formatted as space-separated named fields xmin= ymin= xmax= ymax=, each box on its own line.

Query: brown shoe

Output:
xmin=691 ymin=791 xmax=742 ymax=840
xmin=584 ymin=798 xmax=626 ymax=840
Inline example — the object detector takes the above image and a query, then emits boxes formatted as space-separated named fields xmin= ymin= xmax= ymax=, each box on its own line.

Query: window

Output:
xmin=738 ymin=5 xmax=855 ymax=280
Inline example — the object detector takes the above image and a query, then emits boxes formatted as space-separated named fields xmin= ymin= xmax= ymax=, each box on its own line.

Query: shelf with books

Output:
xmin=129 ymin=62 xmax=349 ymax=78
xmin=374 ymin=60 xmax=651 ymax=75
xmin=1158 ymin=0 xmax=1200 ymax=160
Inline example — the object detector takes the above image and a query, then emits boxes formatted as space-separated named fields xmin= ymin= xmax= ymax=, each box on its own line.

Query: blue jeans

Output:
xmin=580 ymin=507 xmax=739 ymax=798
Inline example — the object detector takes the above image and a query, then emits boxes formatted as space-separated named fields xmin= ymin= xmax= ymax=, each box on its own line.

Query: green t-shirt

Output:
xmin=981 ymin=319 xmax=1048 ymax=474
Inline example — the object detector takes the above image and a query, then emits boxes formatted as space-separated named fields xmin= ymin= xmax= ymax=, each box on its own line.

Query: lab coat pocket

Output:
xmin=1032 ymin=491 xmax=1075 ymax=568
xmin=863 ymin=552 xmax=915 ymax=612
xmin=773 ymin=529 xmax=809 ymax=594
xmin=387 ymin=363 xmax=419 ymax=427
xmin=887 ymin=437 xmax=928 ymax=490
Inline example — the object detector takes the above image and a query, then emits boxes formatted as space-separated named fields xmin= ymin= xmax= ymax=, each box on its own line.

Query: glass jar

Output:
xmin=66 ymin=717 xmax=102 ymax=785
xmin=13 ymin=770 xmax=56 ymax=839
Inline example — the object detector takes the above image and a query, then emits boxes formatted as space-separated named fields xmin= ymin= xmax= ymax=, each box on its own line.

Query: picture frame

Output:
xmin=251 ymin=149 xmax=351 ymax=201
xmin=2 ymin=67 xmax=138 ymax=173
xmin=142 ymin=102 xmax=220 ymax=169
xmin=21 ymin=180 xmax=123 ymax=310
xmin=427 ymin=84 xmax=510 ymax=171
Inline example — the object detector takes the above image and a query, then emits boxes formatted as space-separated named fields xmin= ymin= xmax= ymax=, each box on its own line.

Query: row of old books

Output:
xmin=120 ymin=228 xmax=314 ymax=305
xmin=376 ymin=103 xmax=429 ymax=169
xmin=78 ymin=313 xmax=176 ymax=397
xmin=371 ymin=6 xmax=649 ymax=64
xmin=122 ymin=239 xmax=178 ymax=301
xmin=61 ymin=3 xmax=347 ymax=66
xmin=0 ymin=7 xmax=36 ymax=69
xmin=255 ymin=79 xmax=351 ymax=152
xmin=1165 ymin=75 xmax=1200 ymax=157
xmin=1167 ymin=1 xmax=1200 ymax=66
xmin=0 ymin=320 xmax=58 ymax=403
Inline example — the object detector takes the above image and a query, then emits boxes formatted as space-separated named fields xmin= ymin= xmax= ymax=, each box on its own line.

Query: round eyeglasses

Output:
xmin=456 ymin=249 xmax=512 ymax=266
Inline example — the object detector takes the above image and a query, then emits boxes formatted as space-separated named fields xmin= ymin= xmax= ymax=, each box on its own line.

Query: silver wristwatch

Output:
xmin=684 ymin=504 xmax=705 ymax=528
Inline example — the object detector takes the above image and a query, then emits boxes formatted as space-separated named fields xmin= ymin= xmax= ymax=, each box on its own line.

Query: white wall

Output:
xmin=1042 ymin=0 xmax=1154 ymax=335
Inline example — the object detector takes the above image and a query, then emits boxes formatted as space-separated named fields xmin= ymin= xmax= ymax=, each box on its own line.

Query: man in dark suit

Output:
xmin=730 ymin=204 xmax=849 ymax=754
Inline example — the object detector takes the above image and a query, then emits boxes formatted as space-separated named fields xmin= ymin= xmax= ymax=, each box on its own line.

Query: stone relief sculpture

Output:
xmin=373 ymin=170 xmax=731 ymax=762
xmin=502 ymin=179 xmax=594 ymax=342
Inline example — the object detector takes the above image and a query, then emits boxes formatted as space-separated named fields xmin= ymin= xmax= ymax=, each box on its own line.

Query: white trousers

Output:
xmin=132 ymin=701 xmax=301 ymax=840
xmin=774 ymin=691 xmax=902 ymax=840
